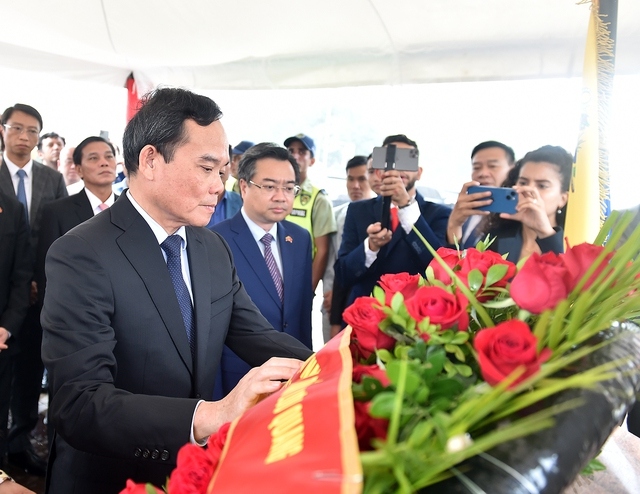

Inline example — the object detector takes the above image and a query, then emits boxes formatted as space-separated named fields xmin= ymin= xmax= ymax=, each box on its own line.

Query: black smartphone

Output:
xmin=467 ymin=185 xmax=518 ymax=214
xmin=371 ymin=146 xmax=419 ymax=171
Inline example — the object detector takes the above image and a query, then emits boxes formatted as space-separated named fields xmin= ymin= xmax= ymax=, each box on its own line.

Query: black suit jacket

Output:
xmin=35 ymin=189 xmax=117 ymax=306
xmin=0 ymin=191 xmax=31 ymax=337
xmin=41 ymin=194 xmax=313 ymax=493
xmin=0 ymin=159 xmax=67 ymax=252
xmin=335 ymin=193 xmax=451 ymax=304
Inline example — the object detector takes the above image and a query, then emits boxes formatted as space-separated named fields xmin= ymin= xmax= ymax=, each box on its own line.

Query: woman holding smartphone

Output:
xmin=480 ymin=145 xmax=572 ymax=263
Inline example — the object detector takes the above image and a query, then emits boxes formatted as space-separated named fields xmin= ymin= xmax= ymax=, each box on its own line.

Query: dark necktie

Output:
xmin=260 ymin=233 xmax=284 ymax=303
xmin=390 ymin=207 xmax=399 ymax=232
xmin=160 ymin=235 xmax=196 ymax=359
xmin=16 ymin=169 xmax=29 ymax=224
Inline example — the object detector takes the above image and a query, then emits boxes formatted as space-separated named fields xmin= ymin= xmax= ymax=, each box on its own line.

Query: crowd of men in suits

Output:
xmin=0 ymin=91 xmax=639 ymax=492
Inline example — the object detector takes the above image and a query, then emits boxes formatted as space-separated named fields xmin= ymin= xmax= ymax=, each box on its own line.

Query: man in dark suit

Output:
xmin=0 ymin=191 xmax=32 ymax=470
xmin=41 ymin=88 xmax=313 ymax=493
xmin=335 ymin=134 xmax=451 ymax=306
xmin=446 ymin=141 xmax=516 ymax=249
xmin=36 ymin=136 xmax=118 ymax=303
xmin=0 ymin=104 xmax=67 ymax=475
xmin=213 ymin=143 xmax=313 ymax=396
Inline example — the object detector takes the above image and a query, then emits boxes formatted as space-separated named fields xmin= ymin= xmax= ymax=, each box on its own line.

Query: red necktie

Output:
xmin=390 ymin=208 xmax=399 ymax=232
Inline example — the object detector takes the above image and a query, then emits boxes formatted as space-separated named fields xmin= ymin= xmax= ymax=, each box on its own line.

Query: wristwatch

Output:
xmin=398 ymin=196 xmax=416 ymax=209
xmin=0 ymin=470 xmax=15 ymax=484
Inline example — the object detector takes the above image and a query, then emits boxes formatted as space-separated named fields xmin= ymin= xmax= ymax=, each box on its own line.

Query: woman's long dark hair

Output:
xmin=481 ymin=145 xmax=574 ymax=235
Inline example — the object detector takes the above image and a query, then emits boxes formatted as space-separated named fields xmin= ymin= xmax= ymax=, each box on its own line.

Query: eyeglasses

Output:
xmin=248 ymin=180 xmax=301 ymax=197
xmin=2 ymin=124 xmax=39 ymax=138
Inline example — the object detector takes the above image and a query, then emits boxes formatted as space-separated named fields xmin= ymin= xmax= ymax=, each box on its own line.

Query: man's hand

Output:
xmin=193 ymin=357 xmax=305 ymax=442
xmin=322 ymin=290 xmax=332 ymax=312
xmin=0 ymin=327 xmax=10 ymax=351
xmin=446 ymin=181 xmax=491 ymax=244
xmin=366 ymin=222 xmax=392 ymax=252
xmin=0 ymin=480 xmax=36 ymax=494
xmin=29 ymin=281 xmax=38 ymax=306
xmin=378 ymin=170 xmax=410 ymax=206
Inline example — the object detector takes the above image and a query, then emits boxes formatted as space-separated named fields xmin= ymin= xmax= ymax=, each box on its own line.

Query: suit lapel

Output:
xmin=0 ymin=161 xmax=14 ymax=197
xmin=231 ymin=214 xmax=281 ymax=307
xmin=186 ymin=228 xmax=211 ymax=391
xmin=30 ymin=162 xmax=46 ymax=227
xmin=278 ymin=223 xmax=294 ymax=309
xmin=74 ymin=189 xmax=94 ymax=223
xmin=113 ymin=197 xmax=194 ymax=374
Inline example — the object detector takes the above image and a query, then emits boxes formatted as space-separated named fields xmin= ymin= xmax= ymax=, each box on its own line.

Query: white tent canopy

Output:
xmin=1 ymin=0 xmax=638 ymax=91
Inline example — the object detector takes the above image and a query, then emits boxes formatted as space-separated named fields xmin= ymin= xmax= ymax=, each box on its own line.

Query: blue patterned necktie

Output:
xmin=260 ymin=233 xmax=284 ymax=303
xmin=160 ymin=235 xmax=196 ymax=359
xmin=16 ymin=169 xmax=29 ymax=224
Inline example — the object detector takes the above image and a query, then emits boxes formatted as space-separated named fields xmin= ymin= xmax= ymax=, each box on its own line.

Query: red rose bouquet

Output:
xmin=122 ymin=212 xmax=640 ymax=494
xmin=346 ymin=212 xmax=640 ymax=492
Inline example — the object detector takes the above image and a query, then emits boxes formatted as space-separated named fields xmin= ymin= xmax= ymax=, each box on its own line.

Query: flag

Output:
xmin=125 ymin=73 xmax=142 ymax=123
xmin=565 ymin=0 xmax=617 ymax=245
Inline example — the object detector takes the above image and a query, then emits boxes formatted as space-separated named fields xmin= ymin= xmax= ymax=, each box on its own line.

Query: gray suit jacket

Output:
xmin=0 ymin=159 xmax=67 ymax=251
xmin=41 ymin=194 xmax=312 ymax=493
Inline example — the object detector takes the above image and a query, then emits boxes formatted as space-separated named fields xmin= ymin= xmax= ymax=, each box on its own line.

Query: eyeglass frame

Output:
xmin=248 ymin=180 xmax=301 ymax=197
xmin=2 ymin=123 xmax=40 ymax=138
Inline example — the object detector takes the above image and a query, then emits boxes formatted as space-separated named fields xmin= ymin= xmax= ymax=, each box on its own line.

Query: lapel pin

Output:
xmin=285 ymin=236 xmax=293 ymax=243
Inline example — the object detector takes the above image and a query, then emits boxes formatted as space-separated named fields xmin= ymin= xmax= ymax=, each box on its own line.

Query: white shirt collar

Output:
xmin=3 ymin=152 xmax=33 ymax=177
xmin=126 ymin=190 xmax=187 ymax=247
xmin=84 ymin=188 xmax=116 ymax=215
xmin=240 ymin=207 xmax=278 ymax=244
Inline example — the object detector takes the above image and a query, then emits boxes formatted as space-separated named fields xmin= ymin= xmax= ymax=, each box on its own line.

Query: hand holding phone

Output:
xmin=467 ymin=185 xmax=518 ymax=214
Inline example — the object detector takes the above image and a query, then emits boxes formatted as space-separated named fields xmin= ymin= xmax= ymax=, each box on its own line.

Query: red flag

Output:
xmin=125 ymin=73 xmax=142 ymax=123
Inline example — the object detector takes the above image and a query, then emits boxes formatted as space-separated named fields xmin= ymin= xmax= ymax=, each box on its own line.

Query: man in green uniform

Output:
xmin=284 ymin=134 xmax=336 ymax=293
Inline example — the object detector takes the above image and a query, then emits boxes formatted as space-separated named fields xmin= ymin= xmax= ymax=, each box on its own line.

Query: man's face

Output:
xmin=240 ymin=157 xmax=297 ymax=230
xmin=346 ymin=164 xmax=372 ymax=201
xmin=58 ymin=146 xmax=79 ymax=185
xmin=1 ymin=110 xmax=40 ymax=164
xmin=39 ymin=136 xmax=65 ymax=166
xmin=140 ymin=119 xmax=228 ymax=233
xmin=367 ymin=157 xmax=381 ymax=195
xmin=217 ymin=162 xmax=231 ymax=201
xmin=230 ymin=153 xmax=242 ymax=178
xmin=286 ymin=140 xmax=314 ymax=176
xmin=471 ymin=147 xmax=512 ymax=186
xmin=388 ymin=141 xmax=422 ymax=192
xmin=76 ymin=142 xmax=117 ymax=189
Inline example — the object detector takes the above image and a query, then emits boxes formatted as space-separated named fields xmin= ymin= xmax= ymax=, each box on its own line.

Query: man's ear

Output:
xmin=239 ymin=178 xmax=249 ymax=199
xmin=416 ymin=167 xmax=423 ymax=180
xmin=138 ymin=145 xmax=159 ymax=179
xmin=76 ymin=164 xmax=83 ymax=180
xmin=310 ymin=157 xmax=316 ymax=166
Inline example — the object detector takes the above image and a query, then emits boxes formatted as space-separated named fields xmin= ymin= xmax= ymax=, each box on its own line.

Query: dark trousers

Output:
xmin=0 ymin=347 xmax=14 ymax=461
xmin=8 ymin=307 xmax=43 ymax=454
xmin=628 ymin=400 xmax=640 ymax=438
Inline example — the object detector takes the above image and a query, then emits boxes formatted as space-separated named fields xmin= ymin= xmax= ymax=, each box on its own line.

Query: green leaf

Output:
xmin=369 ymin=391 xmax=397 ymax=418
xmin=372 ymin=285 xmax=386 ymax=305
xmin=376 ymin=348 xmax=393 ymax=363
xmin=451 ymin=331 xmax=470 ymax=345
xmin=467 ymin=269 xmax=484 ymax=291
xmin=386 ymin=360 xmax=421 ymax=394
xmin=391 ymin=291 xmax=405 ymax=313
xmin=455 ymin=364 xmax=473 ymax=377
xmin=485 ymin=264 xmax=509 ymax=287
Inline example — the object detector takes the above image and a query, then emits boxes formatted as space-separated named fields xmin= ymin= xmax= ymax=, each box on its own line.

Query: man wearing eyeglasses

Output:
xmin=0 ymin=104 xmax=67 ymax=476
xmin=212 ymin=143 xmax=313 ymax=397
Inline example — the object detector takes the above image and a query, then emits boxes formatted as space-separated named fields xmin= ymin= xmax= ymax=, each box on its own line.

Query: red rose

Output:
xmin=428 ymin=247 xmax=462 ymax=285
xmin=378 ymin=272 xmax=421 ymax=305
xmin=168 ymin=443 xmax=216 ymax=494
xmin=457 ymin=248 xmax=517 ymax=301
xmin=353 ymin=363 xmax=392 ymax=387
xmin=561 ymin=242 xmax=613 ymax=290
xmin=474 ymin=320 xmax=552 ymax=389
xmin=354 ymin=400 xmax=388 ymax=450
xmin=405 ymin=286 xmax=469 ymax=331
xmin=120 ymin=480 xmax=163 ymax=494
xmin=207 ymin=421 xmax=231 ymax=467
xmin=343 ymin=297 xmax=395 ymax=358
xmin=510 ymin=252 xmax=572 ymax=313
